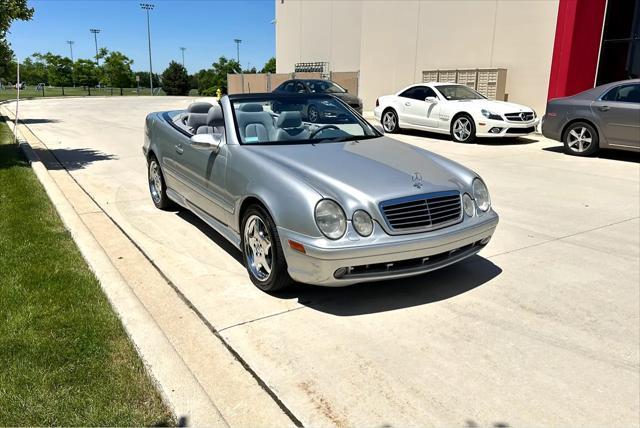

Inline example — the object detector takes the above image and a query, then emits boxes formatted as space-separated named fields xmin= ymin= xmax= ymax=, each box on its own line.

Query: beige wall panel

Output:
xmin=491 ymin=0 xmax=559 ymax=114
xmin=329 ymin=1 xmax=363 ymax=71
xmin=299 ymin=1 xmax=333 ymax=63
xmin=242 ymin=74 xmax=269 ymax=93
xmin=294 ymin=72 xmax=322 ymax=79
xmin=227 ymin=74 xmax=243 ymax=94
xmin=358 ymin=1 xmax=420 ymax=110
xmin=331 ymin=71 xmax=359 ymax=95
xmin=275 ymin=0 xmax=302 ymax=73
xmin=269 ymin=73 xmax=293 ymax=91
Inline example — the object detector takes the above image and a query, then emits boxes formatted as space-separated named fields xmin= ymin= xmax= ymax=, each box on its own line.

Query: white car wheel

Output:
xmin=451 ymin=115 xmax=476 ymax=143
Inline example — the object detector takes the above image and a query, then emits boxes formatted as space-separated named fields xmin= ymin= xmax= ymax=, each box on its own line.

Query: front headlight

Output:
xmin=481 ymin=109 xmax=503 ymax=120
xmin=472 ymin=178 xmax=491 ymax=212
xmin=315 ymin=199 xmax=346 ymax=239
xmin=352 ymin=210 xmax=373 ymax=236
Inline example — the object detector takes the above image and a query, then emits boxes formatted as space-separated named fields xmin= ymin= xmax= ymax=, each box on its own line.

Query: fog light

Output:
xmin=489 ymin=127 xmax=502 ymax=133
xmin=334 ymin=267 xmax=347 ymax=278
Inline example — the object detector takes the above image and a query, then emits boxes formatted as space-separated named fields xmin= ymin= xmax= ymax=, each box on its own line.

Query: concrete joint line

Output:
xmin=2 ymin=107 xmax=228 ymax=427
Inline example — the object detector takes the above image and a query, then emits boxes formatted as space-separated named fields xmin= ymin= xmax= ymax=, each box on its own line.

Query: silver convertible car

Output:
xmin=143 ymin=93 xmax=499 ymax=292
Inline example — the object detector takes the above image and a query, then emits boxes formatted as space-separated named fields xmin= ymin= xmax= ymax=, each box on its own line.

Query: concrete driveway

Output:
xmin=11 ymin=97 xmax=640 ymax=426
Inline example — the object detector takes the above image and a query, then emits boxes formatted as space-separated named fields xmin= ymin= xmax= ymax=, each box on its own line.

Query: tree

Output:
xmin=242 ymin=66 xmax=257 ymax=74
xmin=210 ymin=56 xmax=240 ymax=94
xmin=0 ymin=0 xmax=34 ymax=81
xmin=195 ymin=68 xmax=215 ymax=95
xmin=20 ymin=56 xmax=47 ymax=84
xmin=73 ymin=59 xmax=99 ymax=87
xmin=33 ymin=52 xmax=73 ymax=86
xmin=161 ymin=61 xmax=190 ymax=95
xmin=99 ymin=49 xmax=134 ymax=87
xmin=261 ymin=57 xmax=276 ymax=74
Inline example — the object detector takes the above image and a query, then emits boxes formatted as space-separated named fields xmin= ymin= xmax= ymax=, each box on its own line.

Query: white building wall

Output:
xmin=276 ymin=0 xmax=559 ymax=114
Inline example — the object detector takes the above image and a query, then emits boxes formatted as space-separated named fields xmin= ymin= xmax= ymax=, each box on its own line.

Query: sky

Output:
xmin=8 ymin=0 xmax=276 ymax=73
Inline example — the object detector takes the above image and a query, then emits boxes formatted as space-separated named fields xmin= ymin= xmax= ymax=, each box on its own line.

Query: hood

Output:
xmin=331 ymin=92 xmax=361 ymax=105
xmin=245 ymin=137 xmax=475 ymax=211
xmin=454 ymin=99 xmax=534 ymax=114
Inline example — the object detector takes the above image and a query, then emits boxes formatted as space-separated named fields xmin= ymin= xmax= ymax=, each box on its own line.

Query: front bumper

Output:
xmin=278 ymin=210 xmax=499 ymax=286
xmin=476 ymin=118 xmax=539 ymax=138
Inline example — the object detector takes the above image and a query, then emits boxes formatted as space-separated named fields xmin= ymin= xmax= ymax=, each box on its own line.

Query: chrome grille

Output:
xmin=504 ymin=112 xmax=534 ymax=122
xmin=380 ymin=191 xmax=462 ymax=233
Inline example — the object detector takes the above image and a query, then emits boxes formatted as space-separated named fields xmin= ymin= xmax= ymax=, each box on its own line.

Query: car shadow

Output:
xmin=278 ymin=255 xmax=502 ymax=316
xmin=543 ymin=145 xmax=640 ymax=163
xmin=395 ymin=128 xmax=538 ymax=145
xmin=18 ymin=118 xmax=61 ymax=124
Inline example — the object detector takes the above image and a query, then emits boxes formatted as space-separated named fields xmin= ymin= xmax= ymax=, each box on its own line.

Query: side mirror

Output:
xmin=425 ymin=96 xmax=438 ymax=103
xmin=190 ymin=133 xmax=223 ymax=153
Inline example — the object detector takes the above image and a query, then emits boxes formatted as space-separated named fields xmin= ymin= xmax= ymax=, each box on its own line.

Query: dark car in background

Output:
xmin=273 ymin=79 xmax=363 ymax=120
xmin=542 ymin=79 xmax=640 ymax=156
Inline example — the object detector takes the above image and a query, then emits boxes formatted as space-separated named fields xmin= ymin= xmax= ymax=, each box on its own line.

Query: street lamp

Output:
xmin=66 ymin=40 xmax=75 ymax=87
xmin=180 ymin=47 xmax=186 ymax=68
xmin=140 ymin=3 xmax=155 ymax=95
xmin=89 ymin=29 xmax=100 ymax=65
xmin=234 ymin=38 xmax=242 ymax=66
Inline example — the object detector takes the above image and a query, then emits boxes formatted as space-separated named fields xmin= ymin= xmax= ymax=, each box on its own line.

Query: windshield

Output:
xmin=230 ymin=94 xmax=379 ymax=145
xmin=306 ymin=80 xmax=346 ymax=94
xmin=436 ymin=85 xmax=486 ymax=100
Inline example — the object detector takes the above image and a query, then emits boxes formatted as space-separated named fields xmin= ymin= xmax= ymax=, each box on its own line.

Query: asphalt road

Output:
xmin=13 ymin=97 xmax=640 ymax=427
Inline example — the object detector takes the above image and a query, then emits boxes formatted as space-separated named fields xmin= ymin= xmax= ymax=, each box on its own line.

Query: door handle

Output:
xmin=598 ymin=105 xmax=610 ymax=112
xmin=175 ymin=144 xmax=184 ymax=154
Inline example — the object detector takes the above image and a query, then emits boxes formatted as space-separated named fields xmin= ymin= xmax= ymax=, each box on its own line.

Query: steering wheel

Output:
xmin=309 ymin=125 xmax=341 ymax=139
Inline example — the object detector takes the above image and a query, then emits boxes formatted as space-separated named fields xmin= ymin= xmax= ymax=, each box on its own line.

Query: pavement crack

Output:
xmin=217 ymin=306 xmax=307 ymax=334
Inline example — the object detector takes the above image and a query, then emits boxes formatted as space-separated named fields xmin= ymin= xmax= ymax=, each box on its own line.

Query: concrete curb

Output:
xmin=1 ymin=105 xmax=228 ymax=427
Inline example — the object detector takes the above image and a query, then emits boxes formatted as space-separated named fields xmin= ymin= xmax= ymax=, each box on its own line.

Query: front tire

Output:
xmin=307 ymin=105 xmax=319 ymax=123
xmin=241 ymin=205 xmax=293 ymax=292
xmin=148 ymin=155 xmax=173 ymax=210
xmin=451 ymin=114 xmax=476 ymax=143
xmin=382 ymin=109 xmax=400 ymax=133
xmin=563 ymin=122 xmax=599 ymax=156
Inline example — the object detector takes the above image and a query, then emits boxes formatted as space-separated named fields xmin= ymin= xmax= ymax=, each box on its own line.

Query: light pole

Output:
xmin=234 ymin=38 xmax=242 ymax=67
xmin=180 ymin=47 xmax=186 ymax=68
xmin=66 ymin=40 xmax=75 ymax=87
xmin=89 ymin=29 xmax=100 ymax=65
xmin=140 ymin=3 xmax=155 ymax=95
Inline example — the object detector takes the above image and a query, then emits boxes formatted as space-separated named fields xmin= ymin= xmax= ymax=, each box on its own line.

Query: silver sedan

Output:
xmin=142 ymin=93 xmax=498 ymax=292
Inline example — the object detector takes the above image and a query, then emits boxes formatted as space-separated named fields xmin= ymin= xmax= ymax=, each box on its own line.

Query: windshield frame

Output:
xmin=434 ymin=84 xmax=487 ymax=101
xmin=228 ymin=93 xmax=381 ymax=146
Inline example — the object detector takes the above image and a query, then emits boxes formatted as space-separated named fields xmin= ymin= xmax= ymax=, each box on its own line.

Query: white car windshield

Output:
xmin=230 ymin=94 xmax=379 ymax=145
xmin=436 ymin=85 xmax=486 ymax=100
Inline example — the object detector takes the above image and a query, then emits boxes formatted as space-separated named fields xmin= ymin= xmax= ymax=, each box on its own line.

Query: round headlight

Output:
xmin=472 ymin=178 xmax=491 ymax=212
xmin=315 ymin=199 xmax=346 ymax=239
xmin=462 ymin=193 xmax=475 ymax=217
xmin=352 ymin=210 xmax=373 ymax=236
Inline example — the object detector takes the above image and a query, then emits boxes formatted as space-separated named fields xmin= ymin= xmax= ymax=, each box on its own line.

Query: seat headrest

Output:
xmin=207 ymin=105 xmax=224 ymax=126
xmin=239 ymin=103 xmax=263 ymax=112
xmin=277 ymin=111 xmax=302 ymax=128
xmin=187 ymin=112 xmax=208 ymax=130
xmin=188 ymin=102 xmax=213 ymax=114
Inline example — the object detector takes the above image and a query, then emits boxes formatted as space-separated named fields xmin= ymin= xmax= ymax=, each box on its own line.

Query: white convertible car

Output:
xmin=374 ymin=82 xmax=538 ymax=143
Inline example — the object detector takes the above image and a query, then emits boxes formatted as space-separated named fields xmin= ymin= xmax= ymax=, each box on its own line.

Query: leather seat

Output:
xmin=235 ymin=103 xmax=276 ymax=143
xmin=197 ymin=104 xmax=225 ymax=135
xmin=186 ymin=102 xmax=212 ymax=133
xmin=274 ymin=111 xmax=310 ymax=141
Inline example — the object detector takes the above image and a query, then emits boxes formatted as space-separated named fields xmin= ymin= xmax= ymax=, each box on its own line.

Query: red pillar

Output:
xmin=547 ymin=0 xmax=607 ymax=101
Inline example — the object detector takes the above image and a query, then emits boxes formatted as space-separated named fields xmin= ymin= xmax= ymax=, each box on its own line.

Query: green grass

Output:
xmin=0 ymin=118 xmax=175 ymax=426
xmin=0 ymin=87 xmax=200 ymax=101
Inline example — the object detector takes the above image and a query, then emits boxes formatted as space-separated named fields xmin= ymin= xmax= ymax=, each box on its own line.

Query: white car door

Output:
xmin=397 ymin=86 xmax=440 ymax=129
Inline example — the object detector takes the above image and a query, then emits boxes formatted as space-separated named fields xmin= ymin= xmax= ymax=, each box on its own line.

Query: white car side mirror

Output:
xmin=190 ymin=133 xmax=223 ymax=153
xmin=425 ymin=96 xmax=438 ymax=103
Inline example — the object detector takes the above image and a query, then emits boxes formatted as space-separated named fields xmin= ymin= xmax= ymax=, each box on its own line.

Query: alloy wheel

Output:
xmin=243 ymin=215 xmax=273 ymax=282
xmin=148 ymin=160 xmax=162 ymax=205
xmin=308 ymin=106 xmax=319 ymax=123
xmin=453 ymin=117 xmax=471 ymax=141
xmin=382 ymin=111 xmax=396 ymax=132
xmin=567 ymin=126 xmax=593 ymax=153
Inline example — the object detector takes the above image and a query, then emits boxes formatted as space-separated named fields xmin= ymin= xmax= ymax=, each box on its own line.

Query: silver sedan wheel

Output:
xmin=382 ymin=111 xmax=396 ymax=132
xmin=148 ymin=159 xmax=162 ymax=204
xmin=453 ymin=117 xmax=472 ymax=141
xmin=567 ymin=126 xmax=593 ymax=153
xmin=243 ymin=215 xmax=273 ymax=282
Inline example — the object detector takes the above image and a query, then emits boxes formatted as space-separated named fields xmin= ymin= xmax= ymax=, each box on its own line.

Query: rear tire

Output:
xmin=241 ymin=205 xmax=293 ymax=292
xmin=563 ymin=122 xmax=599 ymax=156
xmin=148 ymin=155 xmax=173 ymax=210
xmin=451 ymin=114 xmax=476 ymax=143
xmin=381 ymin=109 xmax=400 ymax=133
